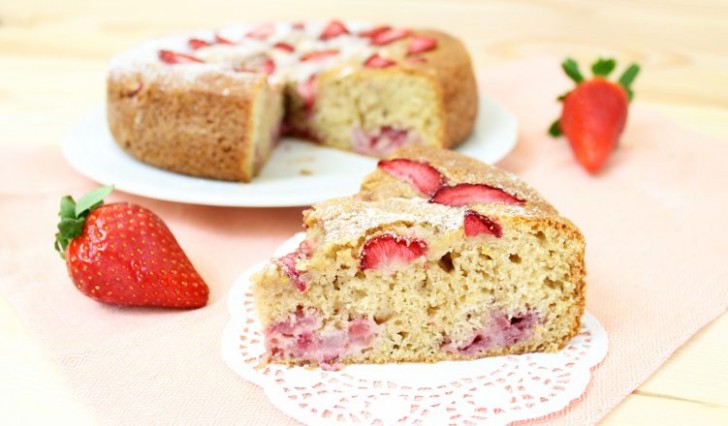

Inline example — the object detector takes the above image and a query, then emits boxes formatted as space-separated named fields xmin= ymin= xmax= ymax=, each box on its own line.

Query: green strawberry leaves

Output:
xmin=591 ymin=58 xmax=616 ymax=77
xmin=55 ymin=185 xmax=114 ymax=259
xmin=75 ymin=185 xmax=114 ymax=217
xmin=562 ymin=58 xmax=584 ymax=84
xmin=618 ymin=64 xmax=640 ymax=101
xmin=548 ymin=120 xmax=563 ymax=137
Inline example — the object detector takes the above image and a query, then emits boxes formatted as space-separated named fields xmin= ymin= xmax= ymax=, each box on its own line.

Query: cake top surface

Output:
xmin=360 ymin=145 xmax=559 ymax=216
xmin=109 ymin=20 xmax=444 ymax=85
xmin=305 ymin=194 xmax=553 ymax=247
xmin=306 ymin=197 xmax=466 ymax=244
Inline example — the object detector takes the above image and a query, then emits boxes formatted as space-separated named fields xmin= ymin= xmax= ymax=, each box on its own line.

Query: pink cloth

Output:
xmin=1 ymin=58 xmax=727 ymax=425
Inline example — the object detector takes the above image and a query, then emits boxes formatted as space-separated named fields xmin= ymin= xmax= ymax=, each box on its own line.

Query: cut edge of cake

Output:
xmin=252 ymin=146 xmax=586 ymax=368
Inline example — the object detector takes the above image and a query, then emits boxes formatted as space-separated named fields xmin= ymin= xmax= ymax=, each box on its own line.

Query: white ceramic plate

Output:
xmin=61 ymin=95 xmax=517 ymax=207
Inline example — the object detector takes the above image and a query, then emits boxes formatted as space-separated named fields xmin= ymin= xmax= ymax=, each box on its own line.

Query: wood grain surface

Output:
xmin=1 ymin=1 xmax=727 ymax=424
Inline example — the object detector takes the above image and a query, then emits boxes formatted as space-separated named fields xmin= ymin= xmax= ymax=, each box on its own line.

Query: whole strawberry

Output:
xmin=54 ymin=186 xmax=209 ymax=308
xmin=549 ymin=58 xmax=640 ymax=174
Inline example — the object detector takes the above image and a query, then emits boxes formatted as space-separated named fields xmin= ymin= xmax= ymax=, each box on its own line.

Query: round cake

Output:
xmin=107 ymin=20 xmax=478 ymax=181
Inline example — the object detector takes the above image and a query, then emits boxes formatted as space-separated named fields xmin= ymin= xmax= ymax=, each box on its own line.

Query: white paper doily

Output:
xmin=222 ymin=233 xmax=608 ymax=425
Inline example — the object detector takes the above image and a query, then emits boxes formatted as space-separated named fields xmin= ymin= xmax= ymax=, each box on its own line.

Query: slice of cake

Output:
xmin=252 ymin=146 xmax=585 ymax=367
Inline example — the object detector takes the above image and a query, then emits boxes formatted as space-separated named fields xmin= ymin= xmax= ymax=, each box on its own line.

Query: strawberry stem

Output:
xmin=591 ymin=58 xmax=616 ymax=77
xmin=54 ymin=185 xmax=114 ymax=259
xmin=561 ymin=58 xmax=584 ymax=83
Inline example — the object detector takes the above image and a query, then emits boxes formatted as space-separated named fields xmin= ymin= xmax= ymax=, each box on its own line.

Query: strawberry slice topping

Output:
xmin=246 ymin=23 xmax=275 ymax=40
xmin=214 ymin=34 xmax=234 ymax=45
xmin=158 ymin=50 xmax=204 ymax=64
xmin=360 ymin=234 xmax=427 ymax=272
xmin=235 ymin=57 xmax=276 ymax=75
xmin=463 ymin=210 xmax=503 ymax=238
xmin=371 ymin=28 xmax=411 ymax=46
xmin=278 ymin=252 xmax=307 ymax=291
xmin=292 ymin=22 xmax=305 ymax=31
xmin=364 ymin=54 xmax=396 ymax=69
xmin=273 ymin=41 xmax=295 ymax=52
xmin=300 ymin=49 xmax=340 ymax=62
xmin=259 ymin=57 xmax=276 ymax=75
xmin=359 ymin=25 xmax=392 ymax=39
xmin=320 ymin=20 xmax=349 ymax=40
xmin=188 ymin=38 xmax=211 ymax=50
xmin=431 ymin=183 xmax=524 ymax=207
xmin=377 ymin=158 xmax=444 ymax=196
xmin=408 ymin=35 xmax=438 ymax=55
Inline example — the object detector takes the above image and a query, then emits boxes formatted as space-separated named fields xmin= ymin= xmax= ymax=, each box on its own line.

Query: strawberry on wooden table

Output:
xmin=54 ymin=186 xmax=209 ymax=309
xmin=549 ymin=57 xmax=640 ymax=174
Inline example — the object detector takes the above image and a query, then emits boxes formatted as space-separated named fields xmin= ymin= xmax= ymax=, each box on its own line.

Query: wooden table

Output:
xmin=2 ymin=1 xmax=727 ymax=424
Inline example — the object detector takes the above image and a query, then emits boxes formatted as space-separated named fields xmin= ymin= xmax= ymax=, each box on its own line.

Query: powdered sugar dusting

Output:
xmin=109 ymin=20 xmax=406 ymax=87
xmin=311 ymin=197 xmax=467 ymax=244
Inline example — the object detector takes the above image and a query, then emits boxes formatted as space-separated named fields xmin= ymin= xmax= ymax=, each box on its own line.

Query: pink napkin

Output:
xmin=1 ymin=58 xmax=727 ymax=425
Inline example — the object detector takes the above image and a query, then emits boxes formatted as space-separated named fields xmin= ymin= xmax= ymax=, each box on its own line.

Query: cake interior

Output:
xmin=286 ymin=69 xmax=443 ymax=156
xmin=253 ymin=199 xmax=585 ymax=367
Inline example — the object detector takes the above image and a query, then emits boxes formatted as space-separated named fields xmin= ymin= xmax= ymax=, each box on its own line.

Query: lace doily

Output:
xmin=222 ymin=233 xmax=608 ymax=425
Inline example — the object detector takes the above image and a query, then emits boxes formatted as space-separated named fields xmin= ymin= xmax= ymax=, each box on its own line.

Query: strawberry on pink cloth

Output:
xmin=1 ymin=58 xmax=727 ymax=425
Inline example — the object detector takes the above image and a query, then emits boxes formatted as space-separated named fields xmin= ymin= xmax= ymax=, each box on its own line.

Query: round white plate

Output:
xmin=61 ymin=95 xmax=517 ymax=207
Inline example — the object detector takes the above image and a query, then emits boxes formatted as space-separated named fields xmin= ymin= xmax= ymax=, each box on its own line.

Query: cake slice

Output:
xmin=107 ymin=68 xmax=284 ymax=182
xmin=252 ymin=146 xmax=585 ymax=367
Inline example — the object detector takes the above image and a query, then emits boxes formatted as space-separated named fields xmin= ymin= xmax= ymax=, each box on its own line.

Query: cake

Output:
xmin=107 ymin=20 xmax=478 ymax=182
xmin=252 ymin=146 xmax=586 ymax=367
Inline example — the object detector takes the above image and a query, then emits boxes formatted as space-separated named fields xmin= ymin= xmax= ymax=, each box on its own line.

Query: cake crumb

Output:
xmin=300 ymin=168 xmax=313 ymax=176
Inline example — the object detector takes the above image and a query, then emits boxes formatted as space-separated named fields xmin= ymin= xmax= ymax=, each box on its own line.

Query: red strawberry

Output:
xmin=54 ymin=186 xmax=209 ymax=309
xmin=292 ymin=22 xmax=306 ymax=31
xmin=246 ymin=23 xmax=275 ymax=40
xmin=364 ymin=54 xmax=396 ymax=69
xmin=360 ymin=234 xmax=427 ymax=272
xmin=214 ymin=34 xmax=234 ymax=45
xmin=463 ymin=210 xmax=502 ymax=238
xmin=300 ymin=49 xmax=340 ymax=62
xmin=158 ymin=50 xmax=203 ymax=64
xmin=236 ymin=57 xmax=276 ymax=75
xmin=259 ymin=57 xmax=276 ymax=75
xmin=377 ymin=158 xmax=444 ymax=196
xmin=320 ymin=20 xmax=349 ymax=40
xmin=371 ymin=28 xmax=411 ymax=46
xmin=273 ymin=41 xmax=295 ymax=52
xmin=188 ymin=38 xmax=211 ymax=50
xmin=549 ymin=58 xmax=640 ymax=174
xmin=408 ymin=35 xmax=437 ymax=55
xmin=431 ymin=183 xmax=524 ymax=207
xmin=359 ymin=25 xmax=391 ymax=39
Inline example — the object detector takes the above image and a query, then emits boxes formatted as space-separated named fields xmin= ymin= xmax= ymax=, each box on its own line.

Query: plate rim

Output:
xmin=61 ymin=94 xmax=518 ymax=207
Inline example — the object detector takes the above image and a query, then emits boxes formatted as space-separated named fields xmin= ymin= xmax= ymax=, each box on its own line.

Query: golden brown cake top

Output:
xmin=108 ymin=21 xmax=455 ymax=87
xmin=359 ymin=145 xmax=559 ymax=216
xmin=304 ymin=197 xmax=466 ymax=245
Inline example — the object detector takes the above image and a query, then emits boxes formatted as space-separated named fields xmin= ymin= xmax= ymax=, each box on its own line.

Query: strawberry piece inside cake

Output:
xmin=253 ymin=146 xmax=586 ymax=367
